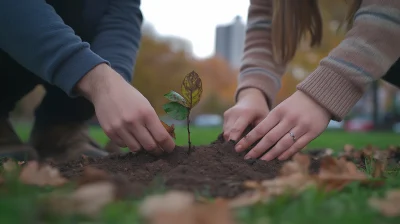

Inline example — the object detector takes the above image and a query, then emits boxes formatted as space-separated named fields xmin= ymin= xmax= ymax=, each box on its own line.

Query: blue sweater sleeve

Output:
xmin=90 ymin=0 xmax=143 ymax=82
xmin=0 ymin=0 xmax=110 ymax=96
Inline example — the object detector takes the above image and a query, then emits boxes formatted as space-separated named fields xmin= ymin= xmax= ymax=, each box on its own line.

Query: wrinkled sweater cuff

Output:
xmin=54 ymin=47 xmax=109 ymax=97
xmin=296 ymin=66 xmax=363 ymax=121
xmin=234 ymin=73 xmax=279 ymax=109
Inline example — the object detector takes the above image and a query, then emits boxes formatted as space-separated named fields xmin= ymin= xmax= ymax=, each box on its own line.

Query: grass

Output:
xmin=2 ymin=122 xmax=400 ymax=223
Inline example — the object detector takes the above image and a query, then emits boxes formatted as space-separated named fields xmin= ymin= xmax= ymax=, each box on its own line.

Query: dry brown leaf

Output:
xmin=280 ymin=153 xmax=310 ymax=176
xmin=228 ymin=190 xmax=267 ymax=208
xmin=19 ymin=161 xmax=68 ymax=187
xmin=369 ymin=189 xmax=400 ymax=217
xmin=140 ymin=191 xmax=236 ymax=224
xmin=2 ymin=159 xmax=17 ymax=172
xmin=161 ymin=120 xmax=176 ymax=139
xmin=344 ymin=144 xmax=354 ymax=153
xmin=47 ymin=181 xmax=116 ymax=217
xmin=371 ymin=150 xmax=389 ymax=178
xmin=231 ymin=154 xmax=316 ymax=208
xmin=316 ymin=156 xmax=370 ymax=192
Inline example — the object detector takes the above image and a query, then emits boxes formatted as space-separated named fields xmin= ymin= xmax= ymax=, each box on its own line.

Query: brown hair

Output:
xmin=271 ymin=0 xmax=362 ymax=65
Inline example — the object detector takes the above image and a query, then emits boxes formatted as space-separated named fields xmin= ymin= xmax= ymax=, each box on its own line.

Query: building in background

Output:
xmin=214 ymin=16 xmax=245 ymax=69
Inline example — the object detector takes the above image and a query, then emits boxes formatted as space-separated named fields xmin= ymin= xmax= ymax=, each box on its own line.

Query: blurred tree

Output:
xmin=132 ymin=34 xmax=194 ymax=114
xmin=190 ymin=56 xmax=238 ymax=115
xmin=278 ymin=0 xmax=349 ymax=102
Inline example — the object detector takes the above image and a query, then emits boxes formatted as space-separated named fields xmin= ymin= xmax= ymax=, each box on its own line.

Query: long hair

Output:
xmin=271 ymin=0 xmax=362 ymax=65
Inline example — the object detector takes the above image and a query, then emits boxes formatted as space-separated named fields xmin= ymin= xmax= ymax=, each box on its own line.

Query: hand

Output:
xmin=223 ymin=88 xmax=270 ymax=142
xmin=76 ymin=63 xmax=175 ymax=155
xmin=235 ymin=90 xmax=332 ymax=161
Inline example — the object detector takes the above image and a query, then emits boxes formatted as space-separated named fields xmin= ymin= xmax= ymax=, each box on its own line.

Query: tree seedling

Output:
xmin=162 ymin=70 xmax=203 ymax=153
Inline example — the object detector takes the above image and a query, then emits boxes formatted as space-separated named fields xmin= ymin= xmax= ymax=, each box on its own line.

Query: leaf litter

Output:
xmin=0 ymin=142 xmax=400 ymax=220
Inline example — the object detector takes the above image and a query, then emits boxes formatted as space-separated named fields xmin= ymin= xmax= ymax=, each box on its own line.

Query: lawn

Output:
xmin=1 ymin=122 xmax=399 ymax=223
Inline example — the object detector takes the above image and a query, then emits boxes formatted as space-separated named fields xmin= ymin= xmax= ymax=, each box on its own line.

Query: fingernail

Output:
xmin=235 ymin=145 xmax=243 ymax=152
xmin=244 ymin=154 xmax=251 ymax=160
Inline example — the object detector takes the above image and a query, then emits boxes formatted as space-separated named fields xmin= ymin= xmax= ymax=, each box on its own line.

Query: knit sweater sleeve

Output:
xmin=234 ymin=0 xmax=287 ymax=108
xmin=297 ymin=0 xmax=400 ymax=121
xmin=0 ymin=0 xmax=109 ymax=96
xmin=90 ymin=0 xmax=143 ymax=83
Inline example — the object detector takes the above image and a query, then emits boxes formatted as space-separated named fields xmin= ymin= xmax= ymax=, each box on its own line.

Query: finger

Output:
xmin=112 ymin=134 xmax=127 ymax=148
xmin=261 ymin=126 xmax=307 ymax=161
xmin=145 ymin=117 xmax=175 ymax=153
xmin=116 ymin=128 xmax=141 ymax=152
xmin=103 ymin=129 xmax=126 ymax=148
xmin=278 ymin=133 xmax=315 ymax=160
xmin=130 ymin=125 xmax=163 ymax=156
xmin=229 ymin=116 xmax=251 ymax=142
xmin=236 ymin=112 xmax=280 ymax=153
xmin=223 ymin=115 xmax=237 ymax=141
xmin=244 ymin=121 xmax=291 ymax=159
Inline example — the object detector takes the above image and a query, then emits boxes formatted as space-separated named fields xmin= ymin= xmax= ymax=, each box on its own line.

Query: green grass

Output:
xmin=14 ymin=122 xmax=399 ymax=150
xmin=2 ymin=122 xmax=400 ymax=223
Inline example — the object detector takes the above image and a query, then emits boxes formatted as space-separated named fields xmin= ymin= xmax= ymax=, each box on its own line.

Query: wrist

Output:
xmin=75 ymin=63 xmax=116 ymax=102
xmin=238 ymin=88 xmax=266 ymax=102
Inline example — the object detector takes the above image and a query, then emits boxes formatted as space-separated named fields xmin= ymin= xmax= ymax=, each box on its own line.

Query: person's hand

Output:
xmin=76 ymin=63 xmax=175 ymax=155
xmin=223 ymin=88 xmax=270 ymax=142
xmin=235 ymin=90 xmax=332 ymax=161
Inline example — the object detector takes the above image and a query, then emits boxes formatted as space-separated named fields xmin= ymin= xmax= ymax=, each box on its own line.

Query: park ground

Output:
xmin=0 ymin=123 xmax=399 ymax=223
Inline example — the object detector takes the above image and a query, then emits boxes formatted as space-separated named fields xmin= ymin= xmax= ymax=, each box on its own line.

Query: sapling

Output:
xmin=162 ymin=70 xmax=203 ymax=153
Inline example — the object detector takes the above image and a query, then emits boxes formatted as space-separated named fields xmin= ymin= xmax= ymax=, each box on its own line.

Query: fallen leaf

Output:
xmin=181 ymin=70 xmax=203 ymax=108
xmin=280 ymin=153 xmax=310 ymax=176
xmin=2 ymin=159 xmax=17 ymax=172
xmin=344 ymin=144 xmax=354 ymax=153
xmin=140 ymin=191 xmax=195 ymax=219
xmin=369 ymin=189 xmax=400 ymax=217
xmin=231 ymin=154 xmax=315 ymax=207
xmin=19 ymin=161 xmax=68 ymax=187
xmin=316 ymin=156 xmax=370 ymax=192
xmin=161 ymin=120 xmax=176 ymax=139
xmin=140 ymin=191 xmax=236 ymax=224
xmin=47 ymin=181 xmax=115 ymax=218
xmin=228 ymin=190 xmax=267 ymax=208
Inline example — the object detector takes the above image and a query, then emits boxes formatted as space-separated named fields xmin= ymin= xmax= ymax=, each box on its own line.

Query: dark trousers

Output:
xmin=0 ymin=0 xmax=107 ymax=126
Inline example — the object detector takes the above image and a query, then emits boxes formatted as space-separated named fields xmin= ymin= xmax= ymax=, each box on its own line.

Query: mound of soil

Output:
xmin=55 ymin=134 xmax=321 ymax=198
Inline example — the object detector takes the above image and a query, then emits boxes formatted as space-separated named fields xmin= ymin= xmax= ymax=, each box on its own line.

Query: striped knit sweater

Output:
xmin=235 ymin=0 xmax=400 ymax=121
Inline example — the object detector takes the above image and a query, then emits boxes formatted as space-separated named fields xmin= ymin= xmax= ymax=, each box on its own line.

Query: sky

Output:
xmin=140 ymin=0 xmax=249 ymax=59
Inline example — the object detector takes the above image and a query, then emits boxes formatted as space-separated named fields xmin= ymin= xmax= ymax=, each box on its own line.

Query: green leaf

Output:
xmin=163 ymin=102 xmax=189 ymax=120
xmin=181 ymin=70 xmax=203 ymax=108
xmin=164 ymin=91 xmax=187 ymax=106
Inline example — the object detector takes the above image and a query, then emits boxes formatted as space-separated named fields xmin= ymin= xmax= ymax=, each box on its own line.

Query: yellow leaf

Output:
xmin=181 ymin=70 xmax=203 ymax=108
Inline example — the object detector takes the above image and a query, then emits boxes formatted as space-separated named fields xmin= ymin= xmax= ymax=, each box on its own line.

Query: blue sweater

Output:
xmin=0 ymin=0 xmax=143 ymax=96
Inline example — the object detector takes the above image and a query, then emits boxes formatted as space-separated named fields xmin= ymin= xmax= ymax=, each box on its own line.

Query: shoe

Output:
xmin=29 ymin=122 xmax=108 ymax=162
xmin=0 ymin=117 xmax=38 ymax=161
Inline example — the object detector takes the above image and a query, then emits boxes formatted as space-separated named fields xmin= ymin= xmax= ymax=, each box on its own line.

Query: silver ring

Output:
xmin=289 ymin=131 xmax=296 ymax=142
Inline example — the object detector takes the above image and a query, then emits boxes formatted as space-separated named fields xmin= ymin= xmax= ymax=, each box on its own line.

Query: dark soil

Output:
xmin=55 ymin=134 xmax=321 ymax=199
